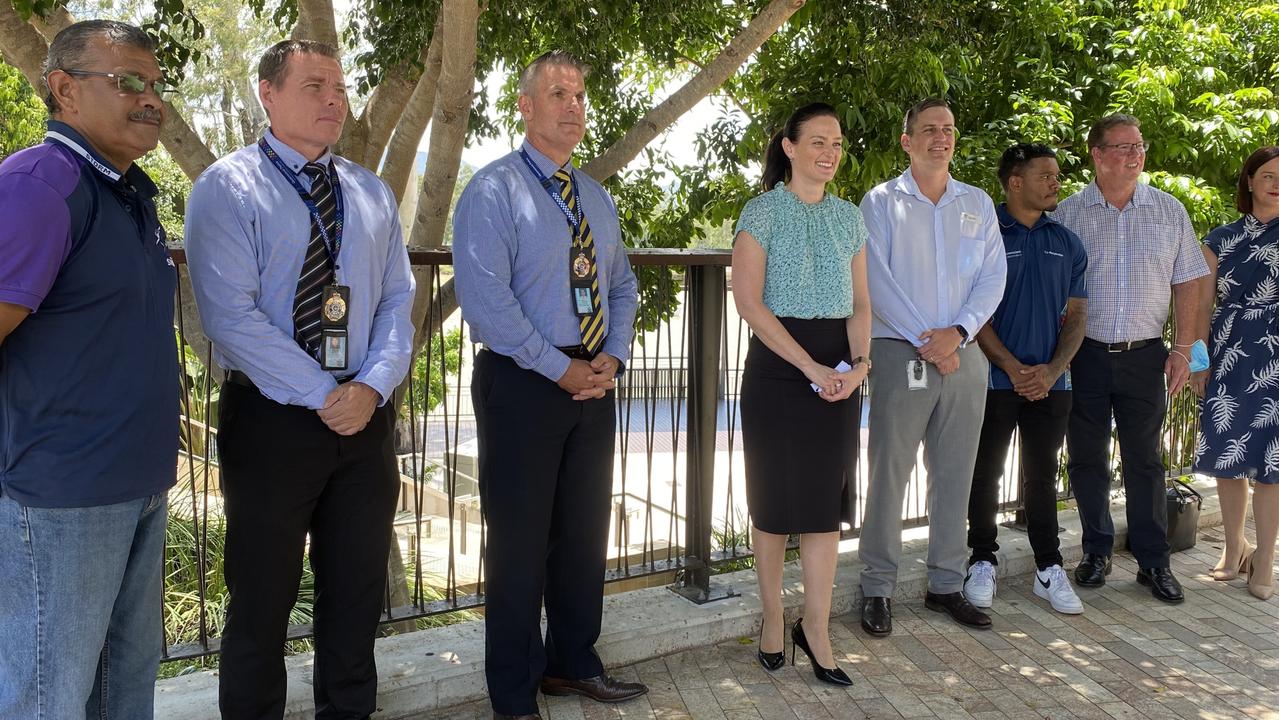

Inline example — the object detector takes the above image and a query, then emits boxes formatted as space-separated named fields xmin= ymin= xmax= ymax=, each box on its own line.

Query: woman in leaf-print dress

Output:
xmin=1191 ymin=146 xmax=1279 ymax=601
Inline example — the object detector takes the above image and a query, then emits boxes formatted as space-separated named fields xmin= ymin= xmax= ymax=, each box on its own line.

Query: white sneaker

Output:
xmin=964 ymin=561 xmax=996 ymax=608
xmin=1034 ymin=564 xmax=1084 ymax=615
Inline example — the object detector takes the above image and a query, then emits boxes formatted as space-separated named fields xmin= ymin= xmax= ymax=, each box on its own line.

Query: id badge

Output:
xmin=321 ymin=328 xmax=348 ymax=370
xmin=321 ymin=284 xmax=350 ymax=328
xmin=960 ymin=211 xmax=980 ymax=236
xmin=569 ymin=250 xmax=595 ymax=318
xmin=907 ymin=359 xmax=928 ymax=390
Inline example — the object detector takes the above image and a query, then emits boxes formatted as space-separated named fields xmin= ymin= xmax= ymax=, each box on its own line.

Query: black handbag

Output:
xmin=1165 ymin=478 xmax=1203 ymax=553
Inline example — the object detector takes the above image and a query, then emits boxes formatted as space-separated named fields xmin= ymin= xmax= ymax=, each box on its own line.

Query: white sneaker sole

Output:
xmin=964 ymin=588 xmax=994 ymax=609
xmin=1034 ymin=581 xmax=1084 ymax=615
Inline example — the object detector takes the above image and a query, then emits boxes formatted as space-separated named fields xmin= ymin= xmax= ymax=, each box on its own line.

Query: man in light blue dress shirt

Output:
xmin=185 ymin=40 xmax=414 ymax=719
xmin=452 ymin=51 xmax=643 ymax=720
xmin=857 ymin=98 xmax=1008 ymax=637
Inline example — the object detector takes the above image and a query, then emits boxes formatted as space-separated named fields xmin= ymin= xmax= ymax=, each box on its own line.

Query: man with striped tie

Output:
xmin=453 ymin=51 xmax=643 ymax=720
xmin=185 ymin=39 xmax=414 ymax=719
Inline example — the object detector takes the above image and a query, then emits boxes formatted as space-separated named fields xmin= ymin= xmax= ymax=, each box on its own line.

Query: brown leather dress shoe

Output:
xmin=924 ymin=591 xmax=992 ymax=629
xmin=540 ymin=673 xmax=648 ymax=703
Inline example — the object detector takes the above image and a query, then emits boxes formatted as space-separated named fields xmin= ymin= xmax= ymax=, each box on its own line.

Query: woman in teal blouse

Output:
xmin=732 ymin=102 xmax=871 ymax=686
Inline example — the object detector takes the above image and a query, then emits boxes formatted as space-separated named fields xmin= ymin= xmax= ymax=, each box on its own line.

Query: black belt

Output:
xmin=556 ymin=343 xmax=601 ymax=361
xmin=1084 ymin=337 xmax=1161 ymax=353
xmin=225 ymin=369 xmax=354 ymax=390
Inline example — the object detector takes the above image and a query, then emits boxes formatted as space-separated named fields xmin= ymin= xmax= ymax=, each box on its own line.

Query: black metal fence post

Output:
xmin=672 ymin=263 xmax=737 ymax=604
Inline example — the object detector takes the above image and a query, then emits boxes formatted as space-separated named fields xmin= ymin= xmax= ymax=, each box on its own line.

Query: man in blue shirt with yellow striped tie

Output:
xmin=453 ymin=50 xmax=644 ymax=720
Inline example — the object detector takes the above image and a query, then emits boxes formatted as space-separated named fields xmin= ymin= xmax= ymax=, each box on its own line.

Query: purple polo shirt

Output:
xmin=0 ymin=121 xmax=178 ymax=508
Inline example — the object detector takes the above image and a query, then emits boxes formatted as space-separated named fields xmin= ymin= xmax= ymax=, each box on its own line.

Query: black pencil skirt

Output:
xmin=740 ymin=317 xmax=858 ymax=535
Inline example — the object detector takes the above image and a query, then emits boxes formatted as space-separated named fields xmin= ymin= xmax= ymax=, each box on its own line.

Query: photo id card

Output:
xmin=907 ymin=359 xmax=928 ymax=390
xmin=321 ymin=328 xmax=348 ymax=371
xmin=573 ymin=286 xmax=594 ymax=317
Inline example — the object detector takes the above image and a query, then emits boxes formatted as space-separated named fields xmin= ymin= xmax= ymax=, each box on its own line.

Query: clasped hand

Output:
xmin=317 ymin=381 xmax=379 ymax=436
xmin=557 ymin=353 xmax=619 ymax=401
xmin=804 ymin=362 xmax=866 ymax=402
xmin=1010 ymin=362 xmax=1059 ymax=401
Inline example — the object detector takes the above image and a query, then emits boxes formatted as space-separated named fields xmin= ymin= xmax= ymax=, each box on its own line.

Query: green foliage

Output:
xmin=408 ymin=327 xmax=463 ymax=417
xmin=0 ymin=62 xmax=46 ymax=162
xmin=140 ymin=147 xmax=193 ymax=243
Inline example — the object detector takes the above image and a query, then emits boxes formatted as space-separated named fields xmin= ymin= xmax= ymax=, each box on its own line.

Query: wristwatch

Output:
xmin=851 ymin=355 xmax=872 ymax=372
xmin=953 ymin=324 xmax=969 ymax=341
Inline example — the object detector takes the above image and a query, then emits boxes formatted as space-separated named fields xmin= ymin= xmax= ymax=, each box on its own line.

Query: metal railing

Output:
xmin=160 ymin=248 xmax=1201 ymax=664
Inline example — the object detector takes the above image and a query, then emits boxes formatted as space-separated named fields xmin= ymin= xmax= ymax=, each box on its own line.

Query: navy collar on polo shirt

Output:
xmin=262 ymin=128 xmax=335 ymax=180
xmin=996 ymin=202 xmax=1057 ymax=232
xmin=43 ymin=120 xmax=158 ymax=199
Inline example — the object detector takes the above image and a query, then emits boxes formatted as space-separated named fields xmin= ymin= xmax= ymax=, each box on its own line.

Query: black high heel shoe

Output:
xmin=790 ymin=617 xmax=853 ymax=686
xmin=757 ymin=618 xmax=785 ymax=671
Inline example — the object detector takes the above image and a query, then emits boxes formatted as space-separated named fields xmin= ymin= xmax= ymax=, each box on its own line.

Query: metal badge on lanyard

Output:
xmin=320 ymin=285 xmax=350 ymax=370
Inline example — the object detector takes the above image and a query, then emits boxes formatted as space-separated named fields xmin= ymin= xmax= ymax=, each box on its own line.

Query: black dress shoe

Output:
xmin=924 ymin=591 xmax=992 ymax=630
xmin=860 ymin=596 xmax=892 ymax=637
xmin=540 ymin=673 xmax=648 ymax=703
xmin=493 ymin=713 xmax=542 ymax=720
xmin=1074 ymin=553 xmax=1112 ymax=587
xmin=1137 ymin=567 xmax=1185 ymax=604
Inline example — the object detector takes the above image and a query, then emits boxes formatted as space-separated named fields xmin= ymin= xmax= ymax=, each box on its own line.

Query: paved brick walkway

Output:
xmin=435 ymin=522 xmax=1279 ymax=719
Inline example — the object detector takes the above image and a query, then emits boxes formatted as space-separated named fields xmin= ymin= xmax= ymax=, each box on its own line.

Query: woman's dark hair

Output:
xmin=1237 ymin=145 xmax=1279 ymax=214
xmin=761 ymin=102 xmax=841 ymax=190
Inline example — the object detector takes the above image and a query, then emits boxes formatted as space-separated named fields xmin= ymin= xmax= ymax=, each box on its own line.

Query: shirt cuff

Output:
xmin=353 ymin=368 xmax=395 ymax=407
xmin=0 ymin=287 xmax=44 ymax=312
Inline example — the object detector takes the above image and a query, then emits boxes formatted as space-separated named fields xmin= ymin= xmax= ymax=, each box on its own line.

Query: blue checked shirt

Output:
xmin=1052 ymin=182 xmax=1209 ymax=343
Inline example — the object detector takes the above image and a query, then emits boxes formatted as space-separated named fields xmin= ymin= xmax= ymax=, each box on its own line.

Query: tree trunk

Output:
xmin=380 ymin=17 xmax=445 ymax=204
xmin=220 ymin=82 xmax=237 ymax=151
xmin=581 ymin=0 xmax=806 ymax=182
xmin=406 ymin=0 xmax=479 ymax=249
xmin=358 ymin=45 xmax=433 ymax=170
xmin=0 ymin=1 xmax=55 ymax=93
xmin=237 ymin=77 xmax=266 ymax=146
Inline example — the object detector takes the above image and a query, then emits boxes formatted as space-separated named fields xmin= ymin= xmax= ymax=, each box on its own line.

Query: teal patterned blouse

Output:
xmin=734 ymin=183 xmax=866 ymax=318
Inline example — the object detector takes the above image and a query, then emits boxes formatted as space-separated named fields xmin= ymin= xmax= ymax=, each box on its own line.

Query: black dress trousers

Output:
xmin=216 ymin=381 xmax=401 ymax=720
xmin=1066 ymin=341 xmax=1170 ymax=567
xmin=472 ymin=350 xmax=615 ymax=717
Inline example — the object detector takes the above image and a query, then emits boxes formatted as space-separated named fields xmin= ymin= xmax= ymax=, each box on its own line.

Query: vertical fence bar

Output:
xmin=671 ymin=263 xmax=736 ymax=603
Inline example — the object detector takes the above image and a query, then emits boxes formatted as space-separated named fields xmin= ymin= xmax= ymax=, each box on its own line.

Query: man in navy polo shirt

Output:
xmin=962 ymin=144 xmax=1089 ymax=615
xmin=0 ymin=20 xmax=178 ymax=719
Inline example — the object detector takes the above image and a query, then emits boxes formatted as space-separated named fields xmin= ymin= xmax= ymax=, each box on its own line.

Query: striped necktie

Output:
xmin=292 ymin=162 xmax=336 ymax=358
xmin=554 ymin=167 xmax=605 ymax=354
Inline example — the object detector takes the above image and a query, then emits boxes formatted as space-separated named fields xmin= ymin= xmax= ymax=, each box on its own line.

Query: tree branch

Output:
xmin=407 ymin=0 xmax=478 ymax=248
xmin=29 ymin=4 xmax=73 ymax=41
xmin=292 ymin=0 xmax=362 ymax=159
xmin=581 ymin=0 xmax=805 ymax=182
xmin=0 ymin=0 xmax=54 ymax=93
xmin=379 ymin=19 xmax=445 ymax=204
xmin=358 ymin=40 xmax=434 ymax=169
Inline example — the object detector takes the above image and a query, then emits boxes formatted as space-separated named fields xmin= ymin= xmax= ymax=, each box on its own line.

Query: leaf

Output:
xmin=1207 ymin=388 xmax=1240 ymax=434
xmin=1253 ymin=397 xmax=1279 ymax=429
xmin=1246 ymin=359 xmax=1279 ymax=394
xmin=1215 ymin=431 xmax=1251 ymax=469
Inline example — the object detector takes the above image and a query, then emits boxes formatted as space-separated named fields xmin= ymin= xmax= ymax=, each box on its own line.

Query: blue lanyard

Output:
xmin=519 ymin=148 xmax=583 ymax=239
xmin=259 ymin=138 xmax=345 ymax=263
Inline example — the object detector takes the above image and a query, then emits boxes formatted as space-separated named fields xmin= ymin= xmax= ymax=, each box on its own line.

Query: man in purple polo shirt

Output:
xmin=0 ymin=20 xmax=178 ymax=719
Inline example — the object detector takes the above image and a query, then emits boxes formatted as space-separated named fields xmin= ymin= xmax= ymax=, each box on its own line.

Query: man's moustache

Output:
xmin=129 ymin=109 xmax=163 ymax=123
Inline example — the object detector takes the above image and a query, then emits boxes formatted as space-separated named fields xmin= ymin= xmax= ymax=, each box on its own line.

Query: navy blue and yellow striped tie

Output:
xmin=554 ymin=168 xmax=605 ymax=354
xmin=292 ymin=162 xmax=336 ymax=358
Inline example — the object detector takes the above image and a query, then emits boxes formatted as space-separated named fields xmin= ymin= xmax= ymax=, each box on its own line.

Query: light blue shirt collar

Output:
xmin=892 ymin=166 xmax=969 ymax=206
xmin=263 ymin=128 xmax=334 ymax=178
xmin=520 ymin=138 xmax=573 ymax=178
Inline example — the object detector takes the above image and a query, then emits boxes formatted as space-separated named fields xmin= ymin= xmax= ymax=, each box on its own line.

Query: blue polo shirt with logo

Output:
xmin=0 ymin=121 xmax=178 ymax=508
xmin=988 ymin=203 xmax=1088 ymax=392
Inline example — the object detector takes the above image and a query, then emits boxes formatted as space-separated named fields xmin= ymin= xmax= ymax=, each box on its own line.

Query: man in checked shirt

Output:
xmin=1052 ymin=114 xmax=1209 ymax=604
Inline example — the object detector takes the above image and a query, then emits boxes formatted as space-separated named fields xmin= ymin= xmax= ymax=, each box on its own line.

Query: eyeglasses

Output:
xmin=60 ymin=69 xmax=177 ymax=99
xmin=1098 ymin=141 xmax=1150 ymax=155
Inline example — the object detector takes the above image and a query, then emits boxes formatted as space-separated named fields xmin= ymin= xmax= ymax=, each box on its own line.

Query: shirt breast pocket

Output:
xmin=957 ymin=235 xmax=985 ymax=278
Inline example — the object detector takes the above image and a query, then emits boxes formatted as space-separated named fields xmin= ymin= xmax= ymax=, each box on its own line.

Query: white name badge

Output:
xmin=907 ymin=359 xmax=928 ymax=390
